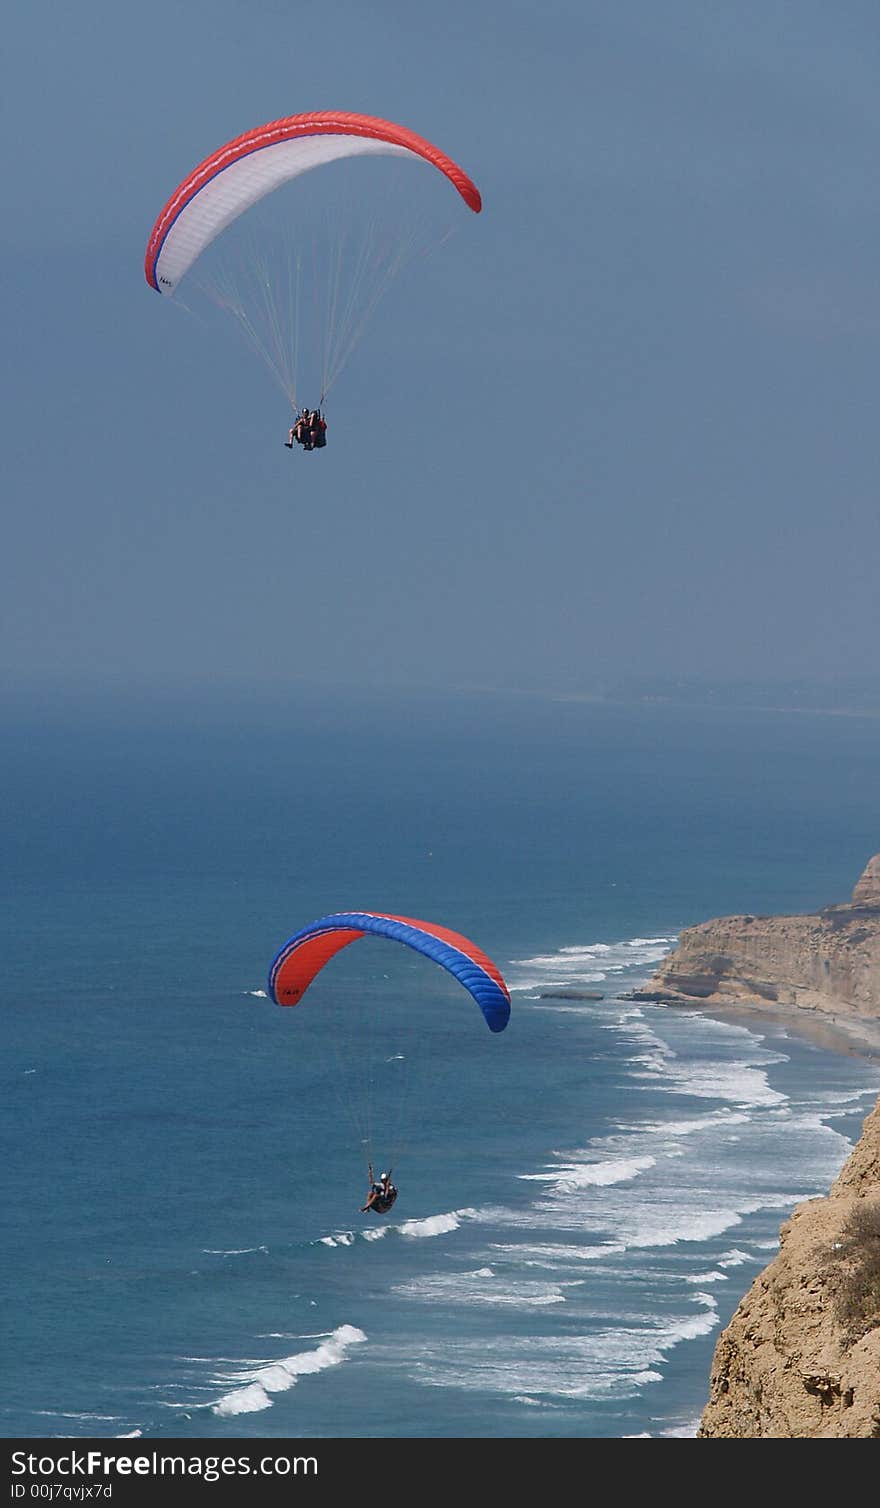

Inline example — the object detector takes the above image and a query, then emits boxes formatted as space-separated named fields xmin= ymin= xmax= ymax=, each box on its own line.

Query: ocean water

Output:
xmin=2 ymin=685 xmax=879 ymax=1439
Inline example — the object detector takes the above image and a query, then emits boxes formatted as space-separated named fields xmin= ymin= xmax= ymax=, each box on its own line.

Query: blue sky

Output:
xmin=4 ymin=0 xmax=880 ymax=693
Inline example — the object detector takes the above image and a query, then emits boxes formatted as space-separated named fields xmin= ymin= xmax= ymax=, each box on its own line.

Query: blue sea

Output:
xmin=2 ymin=685 xmax=879 ymax=1439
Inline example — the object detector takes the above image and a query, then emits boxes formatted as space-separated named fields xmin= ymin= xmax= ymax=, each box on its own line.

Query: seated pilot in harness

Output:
xmin=360 ymin=1165 xmax=398 ymax=1215
xmin=285 ymin=408 xmax=327 ymax=451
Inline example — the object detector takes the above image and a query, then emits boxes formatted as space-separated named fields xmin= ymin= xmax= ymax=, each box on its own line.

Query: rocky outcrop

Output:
xmin=853 ymin=854 xmax=880 ymax=908
xmin=698 ymin=1103 xmax=880 ymax=1438
xmin=649 ymin=854 xmax=880 ymax=1436
xmin=634 ymin=854 xmax=880 ymax=1025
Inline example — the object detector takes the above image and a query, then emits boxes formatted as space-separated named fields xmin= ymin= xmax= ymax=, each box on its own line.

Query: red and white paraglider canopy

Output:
xmin=145 ymin=111 xmax=482 ymax=295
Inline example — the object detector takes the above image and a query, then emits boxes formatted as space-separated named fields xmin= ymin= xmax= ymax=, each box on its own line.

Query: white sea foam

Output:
xmin=245 ymin=989 xmax=268 ymax=998
xmin=717 ymin=1248 xmax=758 ymax=1267
xmin=212 ymin=1384 xmax=269 ymax=1417
xmin=667 ymin=1296 xmax=720 ymax=1341
xmin=316 ymin=1209 xmax=475 ymax=1247
xmin=807 ymin=1086 xmax=880 ymax=1107
xmin=530 ymin=1002 xmax=608 ymax=1015
xmin=624 ymin=1420 xmax=701 ymax=1437
xmin=404 ymin=1293 xmax=718 ymax=1401
xmin=619 ymin=1111 xmax=752 ymax=1138
xmin=319 ymin=1231 xmax=355 ymax=1248
xmin=618 ymin=1009 xmax=792 ymax=1114
xmin=203 ymin=1246 xmax=268 ymax=1256
xmin=518 ymin=1155 xmax=656 ymax=1190
xmin=397 ymin=1210 xmax=475 ymax=1238
xmin=686 ymin=1270 xmax=728 ymax=1284
xmin=258 ymin=1332 xmax=328 ymax=1340
xmin=506 ymin=936 xmax=677 ymax=992
xmin=35 ymin=1411 xmax=122 ymax=1422
xmin=617 ymin=1208 xmax=745 ymax=1249
xmin=474 ymin=1010 xmax=853 ymax=1251
xmin=211 ymin=1325 xmax=366 ymax=1417
xmin=489 ymin=1180 xmax=748 ymax=1246
xmin=395 ymin=1268 xmax=567 ymax=1308
xmin=634 ymin=1055 xmax=786 ymax=1109
xmin=495 ymin=1118 xmax=760 ymax=1248
xmin=488 ymin=1241 xmax=626 ymax=1266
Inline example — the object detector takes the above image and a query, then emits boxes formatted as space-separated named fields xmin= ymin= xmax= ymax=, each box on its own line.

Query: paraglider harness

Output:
xmin=289 ymin=407 xmax=327 ymax=452
xmin=365 ymin=1169 xmax=398 ymax=1215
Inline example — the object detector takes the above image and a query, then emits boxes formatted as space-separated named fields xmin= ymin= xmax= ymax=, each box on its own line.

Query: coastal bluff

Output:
xmin=697 ymin=1101 xmax=880 ymax=1437
xmin=634 ymin=855 xmax=880 ymax=1437
xmin=633 ymin=854 xmax=880 ymax=1026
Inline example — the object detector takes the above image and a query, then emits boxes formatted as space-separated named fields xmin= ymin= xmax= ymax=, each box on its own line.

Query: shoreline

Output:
xmin=639 ymin=993 xmax=880 ymax=1066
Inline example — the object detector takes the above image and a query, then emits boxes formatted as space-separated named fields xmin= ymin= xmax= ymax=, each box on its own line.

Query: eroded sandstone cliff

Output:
xmin=697 ymin=1102 xmax=880 ymax=1438
xmin=634 ymin=854 xmax=880 ymax=1025
xmin=639 ymin=855 xmax=880 ymax=1436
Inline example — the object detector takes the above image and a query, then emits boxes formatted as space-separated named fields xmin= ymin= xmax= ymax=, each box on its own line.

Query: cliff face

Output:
xmin=635 ymin=854 xmax=880 ymax=1023
xmin=698 ymin=1103 xmax=880 ymax=1438
xmin=644 ymin=854 xmax=880 ymax=1437
xmin=853 ymin=854 xmax=880 ymax=908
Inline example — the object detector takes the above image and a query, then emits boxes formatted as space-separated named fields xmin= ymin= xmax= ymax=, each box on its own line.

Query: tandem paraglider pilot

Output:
xmin=145 ymin=113 xmax=482 ymax=448
xmin=285 ymin=408 xmax=327 ymax=451
xmin=361 ymin=1165 xmax=398 ymax=1215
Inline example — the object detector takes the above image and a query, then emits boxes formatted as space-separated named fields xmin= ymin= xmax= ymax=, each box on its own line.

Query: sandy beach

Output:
xmin=657 ymin=995 xmax=880 ymax=1067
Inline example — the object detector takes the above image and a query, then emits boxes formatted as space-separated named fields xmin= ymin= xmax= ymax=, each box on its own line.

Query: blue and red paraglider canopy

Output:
xmin=268 ymin=911 xmax=510 ymax=1034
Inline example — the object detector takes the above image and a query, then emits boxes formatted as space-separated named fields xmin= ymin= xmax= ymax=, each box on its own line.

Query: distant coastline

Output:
xmin=448 ymin=671 xmax=880 ymax=716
